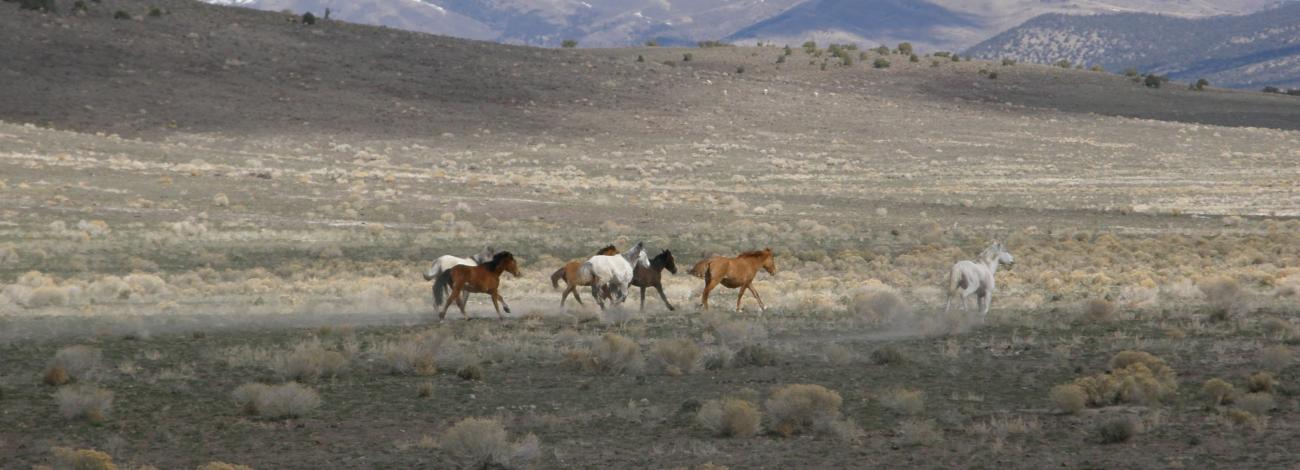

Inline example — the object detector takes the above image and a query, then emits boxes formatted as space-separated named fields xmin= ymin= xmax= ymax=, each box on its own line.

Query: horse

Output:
xmin=424 ymin=246 xmax=501 ymax=311
xmin=690 ymin=248 xmax=776 ymax=311
xmin=440 ymin=251 xmax=520 ymax=321
xmin=577 ymin=242 xmax=650 ymax=310
xmin=550 ymin=245 xmax=620 ymax=307
xmin=629 ymin=249 xmax=679 ymax=311
xmin=944 ymin=241 xmax=1015 ymax=318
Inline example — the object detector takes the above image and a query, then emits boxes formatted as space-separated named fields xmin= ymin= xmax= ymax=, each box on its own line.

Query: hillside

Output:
xmin=196 ymin=0 xmax=1281 ymax=51
xmin=966 ymin=2 xmax=1300 ymax=89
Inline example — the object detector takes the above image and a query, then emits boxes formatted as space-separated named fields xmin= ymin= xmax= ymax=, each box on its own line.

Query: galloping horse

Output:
xmin=440 ymin=251 xmax=520 ymax=321
xmin=690 ymin=248 xmax=776 ymax=311
xmin=577 ymin=242 xmax=650 ymax=310
xmin=550 ymin=245 xmax=620 ymax=307
xmin=629 ymin=249 xmax=679 ymax=311
xmin=424 ymin=246 xmax=507 ymax=312
xmin=944 ymin=241 xmax=1015 ymax=318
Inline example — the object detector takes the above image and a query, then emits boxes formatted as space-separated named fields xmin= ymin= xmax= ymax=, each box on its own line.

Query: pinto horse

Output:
xmin=630 ymin=249 xmax=679 ymax=311
xmin=690 ymin=248 xmax=776 ymax=311
xmin=440 ymin=251 xmax=520 ymax=321
xmin=551 ymin=245 xmax=619 ymax=307
xmin=578 ymin=242 xmax=650 ymax=310
xmin=425 ymin=246 xmax=496 ymax=311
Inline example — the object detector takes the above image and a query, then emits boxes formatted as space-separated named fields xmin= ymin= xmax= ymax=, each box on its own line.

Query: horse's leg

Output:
xmin=656 ymin=284 xmax=675 ymax=311
xmin=735 ymin=285 xmax=747 ymax=312
xmin=747 ymin=285 xmax=766 ymax=311
xmin=701 ymin=275 xmax=721 ymax=311
xmin=441 ymin=281 xmax=465 ymax=321
xmin=591 ymin=284 xmax=606 ymax=310
xmin=490 ymin=289 xmax=505 ymax=320
xmin=639 ymin=286 xmax=647 ymax=312
xmin=980 ymin=292 xmax=991 ymax=318
xmin=571 ymin=285 xmax=586 ymax=306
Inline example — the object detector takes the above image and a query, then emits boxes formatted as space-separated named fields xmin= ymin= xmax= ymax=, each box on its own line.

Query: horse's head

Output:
xmin=596 ymin=244 xmax=619 ymax=256
xmin=623 ymin=242 xmax=650 ymax=268
xmin=761 ymin=248 xmax=776 ymax=275
xmin=985 ymin=241 xmax=1015 ymax=270
xmin=659 ymin=250 xmax=678 ymax=274
xmin=491 ymin=251 xmax=521 ymax=277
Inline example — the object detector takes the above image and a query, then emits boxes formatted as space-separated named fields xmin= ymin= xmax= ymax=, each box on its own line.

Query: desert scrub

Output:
xmin=869 ymin=344 xmax=908 ymax=366
xmin=56 ymin=384 xmax=114 ymax=423
xmin=197 ymin=463 xmax=254 ymax=470
xmin=44 ymin=345 xmax=103 ymax=385
xmin=880 ymin=388 xmax=925 ymax=415
xmin=1260 ymin=346 xmax=1293 ymax=371
xmin=231 ymin=382 xmax=320 ymax=419
xmin=696 ymin=398 xmax=761 ymax=438
xmin=1095 ymin=417 xmax=1137 ymax=444
xmin=1070 ymin=351 xmax=1177 ymax=406
xmin=274 ymin=339 xmax=348 ymax=382
xmin=566 ymin=333 xmax=645 ymax=375
xmin=1246 ymin=371 xmax=1276 ymax=393
xmin=1050 ymin=384 xmax=1087 ymax=414
xmin=50 ymin=447 xmax=117 ymax=470
xmin=897 ymin=418 xmax=942 ymax=447
xmin=850 ymin=283 xmax=910 ymax=324
xmin=439 ymin=417 xmax=540 ymax=469
xmin=1084 ymin=298 xmax=1115 ymax=322
xmin=651 ymin=338 xmax=701 ymax=375
xmin=765 ymin=384 xmax=843 ymax=437
xmin=1198 ymin=276 xmax=1245 ymax=320
xmin=1202 ymin=378 xmax=1236 ymax=406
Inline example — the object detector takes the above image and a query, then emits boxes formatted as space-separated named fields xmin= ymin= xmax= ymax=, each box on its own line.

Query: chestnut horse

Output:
xmin=689 ymin=248 xmax=776 ymax=311
xmin=440 ymin=251 xmax=520 ymax=321
xmin=630 ymin=249 xmax=679 ymax=311
xmin=551 ymin=245 xmax=619 ymax=307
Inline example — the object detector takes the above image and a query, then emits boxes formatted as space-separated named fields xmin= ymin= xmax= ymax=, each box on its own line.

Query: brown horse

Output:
xmin=551 ymin=245 xmax=618 ymax=307
xmin=441 ymin=251 xmax=520 ymax=320
xmin=630 ymin=249 xmax=679 ymax=311
xmin=690 ymin=248 xmax=776 ymax=311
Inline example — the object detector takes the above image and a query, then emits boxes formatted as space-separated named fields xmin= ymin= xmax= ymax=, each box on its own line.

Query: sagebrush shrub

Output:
xmin=56 ymin=384 xmax=114 ymax=423
xmin=50 ymin=447 xmax=116 ymax=470
xmin=1199 ymin=277 xmax=1245 ymax=320
xmin=697 ymin=398 xmax=761 ymax=438
xmin=1096 ymin=417 xmax=1137 ymax=444
xmin=880 ymin=388 xmax=925 ymax=415
xmin=1085 ymin=299 xmax=1115 ymax=322
xmin=569 ymin=334 xmax=644 ymax=375
xmin=45 ymin=345 xmax=103 ymax=385
xmin=897 ymin=418 xmax=942 ymax=446
xmin=1260 ymin=346 xmax=1293 ymax=371
xmin=766 ymin=384 xmax=842 ymax=437
xmin=1050 ymin=384 xmax=1087 ymax=414
xmin=275 ymin=339 xmax=347 ymax=382
xmin=1202 ymin=378 xmax=1235 ymax=406
xmin=439 ymin=418 xmax=538 ymax=469
xmin=652 ymin=338 xmax=701 ymax=375
xmin=1246 ymin=371 xmax=1275 ymax=393
xmin=850 ymin=284 xmax=910 ymax=324
xmin=231 ymin=382 xmax=320 ymax=419
xmin=1070 ymin=350 xmax=1177 ymax=406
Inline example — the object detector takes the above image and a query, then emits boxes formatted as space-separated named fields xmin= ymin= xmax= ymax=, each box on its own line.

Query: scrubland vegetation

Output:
xmin=2 ymin=3 xmax=1299 ymax=466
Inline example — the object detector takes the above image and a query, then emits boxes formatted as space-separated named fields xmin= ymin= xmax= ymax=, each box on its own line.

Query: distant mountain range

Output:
xmin=204 ymin=0 xmax=1281 ymax=50
xmin=966 ymin=2 xmax=1300 ymax=89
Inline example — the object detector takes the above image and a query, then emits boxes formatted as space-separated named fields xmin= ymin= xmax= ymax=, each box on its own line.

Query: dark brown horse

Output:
xmin=441 ymin=251 xmax=520 ymax=320
xmin=630 ymin=249 xmax=679 ymax=311
xmin=690 ymin=248 xmax=776 ymax=311
xmin=551 ymin=245 xmax=618 ymax=307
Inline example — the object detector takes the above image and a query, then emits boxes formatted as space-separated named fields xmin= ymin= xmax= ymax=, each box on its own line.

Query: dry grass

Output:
xmin=870 ymin=345 xmax=908 ymax=366
xmin=849 ymin=283 xmax=910 ymax=324
xmin=1198 ymin=277 xmax=1245 ymax=320
xmin=765 ymin=384 xmax=843 ymax=437
xmin=274 ymin=339 xmax=348 ymax=382
xmin=651 ymin=338 xmax=702 ymax=376
xmin=456 ymin=364 xmax=485 ymax=381
xmin=568 ymin=333 xmax=645 ymax=375
xmin=1095 ymin=417 xmax=1138 ymax=444
xmin=1259 ymin=346 xmax=1294 ymax=371
xmin=438 ymin=417 xmax=539 ymax=469
xmin=897 ymin=418 xmax=943 ymax=447
xmin=696 ymin=398 xmax=762 ymax=438
xmin=55 ymin=384 xmax=114 ymax=423
xmin=50 ymin=447 xmax=117 ymax=470
xmin=44 ymin=345 xmax=103 ymax=385
xmin=1246 ymin=372 xmax=1276 ymax=393
xmin=418 ymin=381 xmax=434 ymax=398
xmin=1084 ymin=299 xmax=1115 ymax=322
xmin=1236 ymin=393 xmax=1275 ymax=415
xmin=731 ymin=343 xmax=779 ymax=367
xmin=880 ymin=388 xmax=925 ymax=415
xmin=1202 ymin=378 xmax=1236 ymax=406
xmin=196 ymin=463 xmax=254 ymax=470
xmin=1049 ymin=384 xmax=1087 ymax=414
xmin=231 ymin=382 xmax=320 ymax=419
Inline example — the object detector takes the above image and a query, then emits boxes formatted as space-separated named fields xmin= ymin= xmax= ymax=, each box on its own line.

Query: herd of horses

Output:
xmin=422 ymin=242 xmax=1015 ymax=321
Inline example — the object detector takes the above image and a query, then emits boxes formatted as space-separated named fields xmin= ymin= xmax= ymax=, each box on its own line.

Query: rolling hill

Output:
xmin=966 ymin=2 xmax=1300 ymax=89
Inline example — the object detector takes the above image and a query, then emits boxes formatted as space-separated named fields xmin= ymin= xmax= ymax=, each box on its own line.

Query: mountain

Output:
xmin=202 ymin=0 xmax=1282 ymax=51
xmin=965 ymin=2 xmax=1300 ymax=89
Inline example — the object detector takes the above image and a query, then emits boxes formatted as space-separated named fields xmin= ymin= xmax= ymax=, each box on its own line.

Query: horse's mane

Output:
xmin=738 ymin=249 xmax=769 ymax=259
xmin=597 ymin=244 xmax=618 ymax=254
xmin=482 ymin=251 xmax=513 ymax=270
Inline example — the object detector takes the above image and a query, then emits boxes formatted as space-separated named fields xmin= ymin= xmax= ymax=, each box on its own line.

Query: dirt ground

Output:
xmin=1 ymin=1 xmax=1299 ymax=469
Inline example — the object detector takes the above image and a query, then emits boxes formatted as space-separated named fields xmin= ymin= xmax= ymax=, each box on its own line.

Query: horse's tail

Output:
xmin=688 ymin=259 xmax=710 ymax=278
xmin=433 ymin=270 xmax=452 ymax=306
xmin=947 ymin=264 xmax=963 ymax=293
xmin=551 ymin=266 xmax=566 ymax=289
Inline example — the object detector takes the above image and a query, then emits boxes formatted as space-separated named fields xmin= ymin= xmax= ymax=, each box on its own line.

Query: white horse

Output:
xmin=944 ymin=241 xmax=1015 ymax=318
xmin=577 ymin=242 xmax=650 ymax=309
xmin=424 ymin=246 xmax=503 ymax=310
